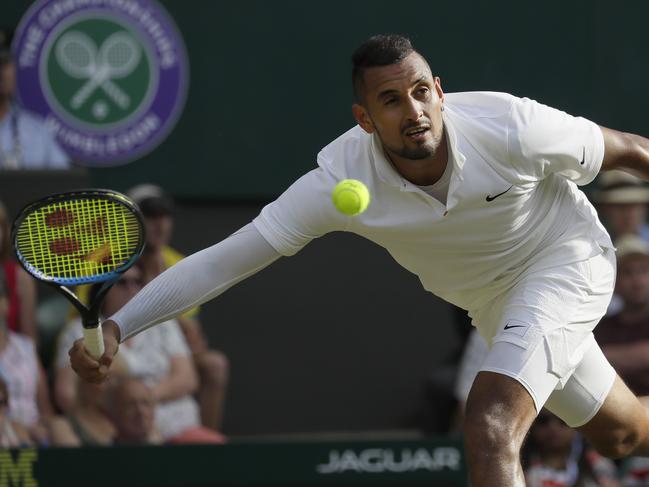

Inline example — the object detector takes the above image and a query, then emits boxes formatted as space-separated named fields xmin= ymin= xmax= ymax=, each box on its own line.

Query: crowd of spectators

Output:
xmin=0 ymin=184 xmax=229 ymax=449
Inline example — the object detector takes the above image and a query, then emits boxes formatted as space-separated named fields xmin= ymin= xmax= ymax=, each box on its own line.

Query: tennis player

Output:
xmin=70 ymin=35 xmax=649 ymax=486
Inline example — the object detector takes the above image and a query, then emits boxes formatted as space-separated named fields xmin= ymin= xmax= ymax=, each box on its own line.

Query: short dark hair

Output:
xmin=351 ymin=34 xmax=416 ymax=102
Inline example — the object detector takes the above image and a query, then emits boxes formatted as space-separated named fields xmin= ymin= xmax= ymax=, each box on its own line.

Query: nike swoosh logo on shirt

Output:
xmin=485 ymin=185 xmax=513 ymax=202
xmin=580 ymin=146 xmax=586 ymax=165
xmin=503 ymin=323 xmax=526 ymax=330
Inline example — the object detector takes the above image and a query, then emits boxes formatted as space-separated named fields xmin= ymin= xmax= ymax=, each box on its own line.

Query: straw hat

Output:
xmin=593 ymin=170 xmax=649 ymax=204
xmin=615 ymin=234 xmax=649 ymax=259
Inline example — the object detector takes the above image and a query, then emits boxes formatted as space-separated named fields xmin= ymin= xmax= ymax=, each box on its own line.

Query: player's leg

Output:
xmin=577 ymin=375 xmax=649 ymax=457
xmin=543 ymin=333 xmax=649 ymax=458
xmin=463 ymin=370 xmax=537 ymax=487
xmin=463 ymin=327 xmax=568 ymax=487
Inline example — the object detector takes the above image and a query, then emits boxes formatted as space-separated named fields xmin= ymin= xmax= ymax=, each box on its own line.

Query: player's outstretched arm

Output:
xmin=600 ymin=126 xmax=649 ymax=179
xmin=69 ymin=222 xmax=281 ymax=382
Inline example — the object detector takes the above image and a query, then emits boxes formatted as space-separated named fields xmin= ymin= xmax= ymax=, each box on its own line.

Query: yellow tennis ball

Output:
xmin=332 ymin=179 xmax=370 ymax=216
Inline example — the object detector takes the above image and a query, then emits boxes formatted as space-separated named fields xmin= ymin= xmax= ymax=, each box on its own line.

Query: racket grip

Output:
xmin=83 ymin=325 xmax=105 ymax=360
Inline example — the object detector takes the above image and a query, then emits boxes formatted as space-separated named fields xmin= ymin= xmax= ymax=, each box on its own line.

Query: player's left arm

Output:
xmin=600 ymin=126 xmax=649 ymax=179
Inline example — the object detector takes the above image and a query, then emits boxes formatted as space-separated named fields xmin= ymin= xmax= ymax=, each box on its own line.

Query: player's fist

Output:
xmin=69 ymin=320 xmax=120 ymax=383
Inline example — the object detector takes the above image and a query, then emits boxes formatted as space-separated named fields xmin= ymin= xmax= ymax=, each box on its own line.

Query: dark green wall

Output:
xmin=6 ymin=0 xmax=649 ymax=198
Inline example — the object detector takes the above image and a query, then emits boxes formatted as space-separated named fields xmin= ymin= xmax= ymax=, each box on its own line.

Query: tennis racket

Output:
xmin=12 ymin=189 xmax=145 ymax=359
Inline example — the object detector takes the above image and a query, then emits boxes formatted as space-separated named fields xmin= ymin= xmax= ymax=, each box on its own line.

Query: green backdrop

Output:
xmin=5 ymin=0 xmax=649 ymax=199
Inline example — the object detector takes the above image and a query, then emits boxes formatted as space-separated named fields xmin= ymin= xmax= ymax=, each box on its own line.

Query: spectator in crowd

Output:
xmin=595 ymin=234 xmax=649 ymax=394
xmin=127 ymin=184 xmax=229 ymax=431
xmin=524 ymin=410 xmax=620 ymax=487
xmin=591 ymin=171 xmax=649 ymax=315
xmin=107 ymin=377 xmax=162 ymax=445
xmin=55 ymin=264 xmax=225 ymax=444
xmin=0 ymin=46 xmax=70 ymax=169
xmin=593 ymin=170 xmax=649 ymax=242
xmin=594 ymin=235 xmax=649 ymax=486
xmin=0 ymin=200 xmax=37 ymax=341
xmin=0 ymin=375 xmax=32 ymax=447
xmin=0 ymin=273 xmax=53 ymax=445
xmin=48 ymin=380 xmax=116 ymax=447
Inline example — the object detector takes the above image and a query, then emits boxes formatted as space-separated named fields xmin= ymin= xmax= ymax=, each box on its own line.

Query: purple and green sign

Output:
xmin=13 ymin=0 xmax=189 ymax=166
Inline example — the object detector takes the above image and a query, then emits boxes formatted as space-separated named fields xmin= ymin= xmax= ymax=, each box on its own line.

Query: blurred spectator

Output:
xmin=618 ymin=456 xmax=649 ymax=486
xmin=55 ymin=265 xmax=225 ymax=444
xmin=591 ymin=171 xmax=649 ymax=315
xmin=594 ymin=235 xmax=649 ymax=486
xmin=524 ymin=410 xmax=620 ymax=487
xmin=593 ymin=170 xmax=649 ymax=242
xmin=127 ymin=183 xmax=229 ymax=431
xmin=0 ymin=375 xmax=32 ymax=447
xmin=49 ymin=380 xmax=116 ymax=447
xmin=0 ymin=199 xmax=37 ymax=341
xmin=107 ymin=377 xmax=162 ymax=445
xmin=0 ymin=273 xmax=53 ymax=445
xmin=0 ymin=46 xmax=70 ymax=169
xmin=595 ymin=235 xmax=649 ymax=395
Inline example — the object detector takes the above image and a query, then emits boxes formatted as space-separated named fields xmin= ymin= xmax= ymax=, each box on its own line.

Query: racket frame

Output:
xmin=11 ymin=188 xmax=145 ymax=339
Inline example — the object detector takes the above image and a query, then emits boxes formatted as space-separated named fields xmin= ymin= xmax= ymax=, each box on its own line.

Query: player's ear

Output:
xmin=352 ymin=104 xmax=375 ymax=134
xmin=434 ymin=76 xmax=444 ymax=104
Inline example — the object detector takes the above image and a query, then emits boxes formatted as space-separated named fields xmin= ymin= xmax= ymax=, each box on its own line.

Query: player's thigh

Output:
xmin=478 ymin=335 xmax=562 ymax=416
xmin=544 ymin=335 xmax=616 ymax=427
xmin=546 ymin=339 xmax=647 ymax=457
xmin=464 ymin=338 xmax=557 ymax=447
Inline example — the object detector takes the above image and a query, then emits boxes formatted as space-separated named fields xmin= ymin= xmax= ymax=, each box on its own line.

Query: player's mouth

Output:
xmin=403 ymin=125 xmax=430 ymax=141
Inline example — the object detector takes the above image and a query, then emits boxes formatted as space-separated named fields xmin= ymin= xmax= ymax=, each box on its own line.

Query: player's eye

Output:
xmin=384 ymin=97 xmax=398 ymax=106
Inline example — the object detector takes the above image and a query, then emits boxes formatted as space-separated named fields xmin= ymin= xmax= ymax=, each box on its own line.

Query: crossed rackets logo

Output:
xmin=55 ymin=31 xmax=141 ymax=111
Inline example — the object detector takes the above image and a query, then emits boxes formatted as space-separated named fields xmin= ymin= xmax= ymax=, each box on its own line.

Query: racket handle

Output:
xmin=83 ymin=325 xmax=105 ymax=360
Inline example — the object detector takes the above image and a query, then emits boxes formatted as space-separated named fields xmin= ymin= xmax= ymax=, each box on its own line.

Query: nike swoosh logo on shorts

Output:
xmin=580 ymin=146 xmax=586 ymax=165
xmin=486 ymin=185 xmax=513 ymax=202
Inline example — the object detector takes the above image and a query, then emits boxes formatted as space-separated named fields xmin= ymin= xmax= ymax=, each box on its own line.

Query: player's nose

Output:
xmin=403 ymin=96 xmax=423 ymax=121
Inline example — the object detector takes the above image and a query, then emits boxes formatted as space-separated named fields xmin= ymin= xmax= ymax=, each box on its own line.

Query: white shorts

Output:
xmin=477 ymin=248 xmax=617 ymax=427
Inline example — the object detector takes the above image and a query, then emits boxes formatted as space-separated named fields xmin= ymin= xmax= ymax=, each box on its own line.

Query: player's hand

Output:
xmin=69 ymin=320 xmax=121 ymax=383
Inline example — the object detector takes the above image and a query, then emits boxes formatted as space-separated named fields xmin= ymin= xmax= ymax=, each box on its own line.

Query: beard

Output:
xmin=377 ymin=126 xmax=444 ymax=161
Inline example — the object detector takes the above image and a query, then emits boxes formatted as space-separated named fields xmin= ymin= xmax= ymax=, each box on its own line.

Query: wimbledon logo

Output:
xmin=13 ymin=0 xmax=188 ymax=166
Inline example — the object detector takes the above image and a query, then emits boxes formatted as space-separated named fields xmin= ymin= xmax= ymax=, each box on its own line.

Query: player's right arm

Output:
xmin=69 ymin=222 xmax=282 ymax=382
xmin=599 ymin=126 xmax=649 ymax=181
xmin=70 ymin=168 xmax=346 ymax=383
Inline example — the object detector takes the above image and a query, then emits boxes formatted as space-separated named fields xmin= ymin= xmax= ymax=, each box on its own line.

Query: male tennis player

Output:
xmin=70 ymin=35 xmax=649 ymax=486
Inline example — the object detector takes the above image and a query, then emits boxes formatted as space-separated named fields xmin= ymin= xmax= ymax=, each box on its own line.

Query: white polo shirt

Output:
xmin=254 ymin=92 xmax=611 ymax=337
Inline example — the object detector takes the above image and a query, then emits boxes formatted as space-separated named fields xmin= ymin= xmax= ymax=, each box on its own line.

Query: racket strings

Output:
xmin=15 ymin=198 xmax=142 ymax=281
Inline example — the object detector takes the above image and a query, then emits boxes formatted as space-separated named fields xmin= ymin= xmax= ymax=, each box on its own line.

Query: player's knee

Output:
xmin=589 ymin=427 xmax=641 ymax=459
xmin=197 ymin=350 xmax=229 ymax=385
xmin=463 ymin=407 xmax=521 ymax=458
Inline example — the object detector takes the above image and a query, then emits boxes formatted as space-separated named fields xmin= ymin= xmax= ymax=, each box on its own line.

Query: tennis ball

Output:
xmin=332 ymin=179 xmax=370 ymax=216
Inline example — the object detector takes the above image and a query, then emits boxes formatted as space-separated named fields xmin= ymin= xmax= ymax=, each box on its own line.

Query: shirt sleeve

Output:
xmin=253 ymin=167 xmax=349 ymax=256
xmin=111 ymin=222 xmax=282 ymax=341
xmin=507 ymin=97 xmax=605 ymax=186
